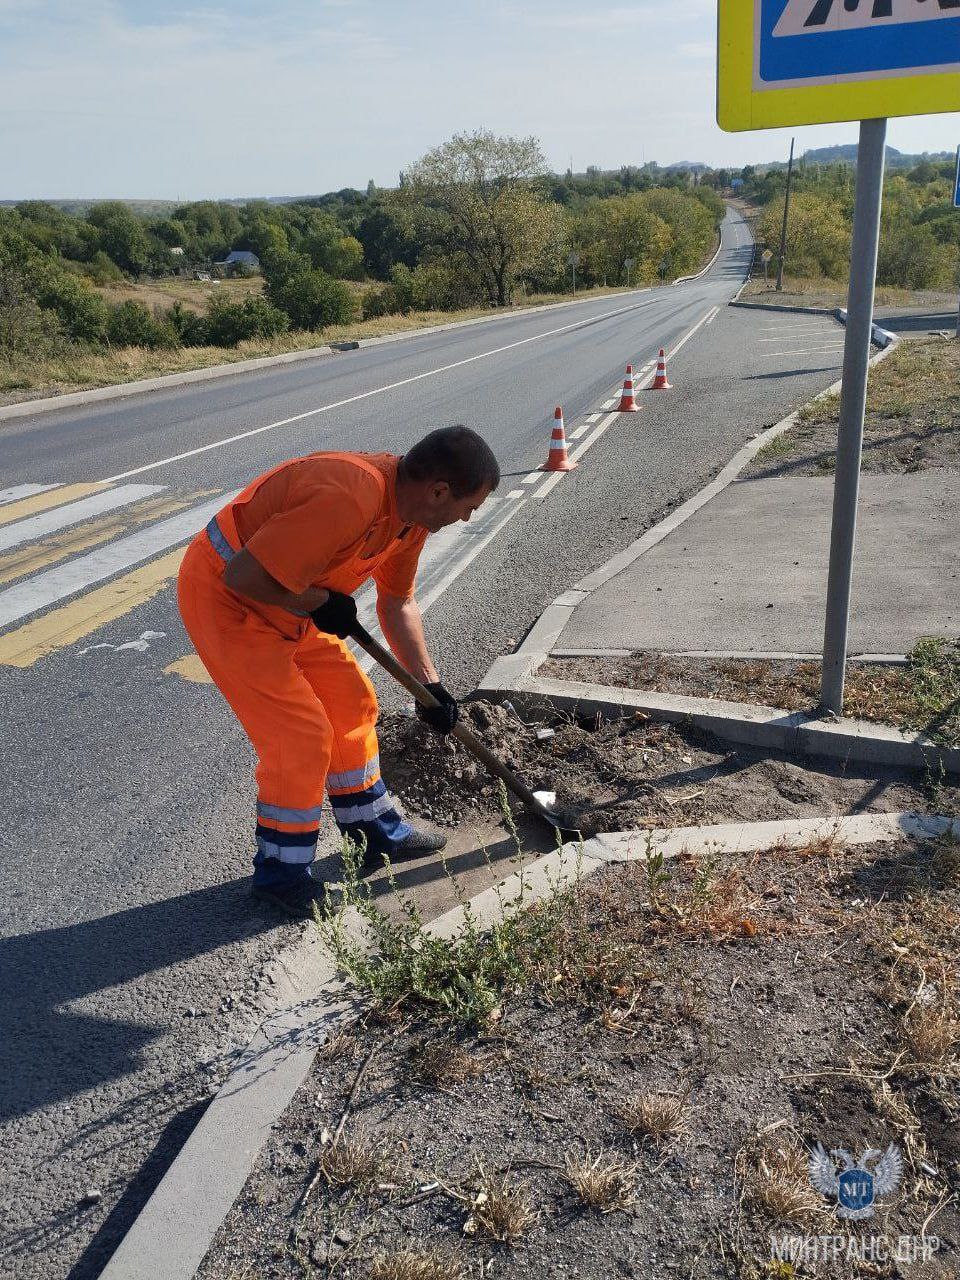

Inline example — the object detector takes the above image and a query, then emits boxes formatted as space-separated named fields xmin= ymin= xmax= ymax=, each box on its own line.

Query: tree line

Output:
xmin=742 ymin=157 xmax=960 ymax=290
xmin=0 ymin=131 xmax=723 ymax=363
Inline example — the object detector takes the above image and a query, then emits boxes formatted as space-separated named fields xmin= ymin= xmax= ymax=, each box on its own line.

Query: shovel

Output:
xmin=349 ymin=622 xmax=569 ymax=834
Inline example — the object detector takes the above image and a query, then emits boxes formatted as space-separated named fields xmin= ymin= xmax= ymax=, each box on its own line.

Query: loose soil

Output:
xmin=540 ymin=651 xmax=960 ymax=754
xmin=376 ymin=700 xmax=959 ymax=840
xmin=743 ymin=338 xmax=960 ymax=479
xmin=196 ymin=833 xmax=960 ymax=1279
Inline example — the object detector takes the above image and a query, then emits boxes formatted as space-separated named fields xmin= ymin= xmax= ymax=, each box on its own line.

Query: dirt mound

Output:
xmin=377 ymin=699 xmax=956 ymax=837
xmin=376 ymin=700 xmax=554 ymax=827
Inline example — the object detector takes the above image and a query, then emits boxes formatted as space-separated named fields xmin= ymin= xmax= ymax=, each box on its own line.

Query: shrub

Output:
xmin=202 ymin=295 xmax=289 ymax=346
xmin=361 ymin=283 xmax=399 ymax=319
xmin=107 ymin=299 xmax=178 ymax=349
xmin=26 ymin=262 xmax=110 ymax=344
xmin=269 ymin=268 xmax=358 ymax=330
xmin=0 ymin=266 xmax=64 ymax=358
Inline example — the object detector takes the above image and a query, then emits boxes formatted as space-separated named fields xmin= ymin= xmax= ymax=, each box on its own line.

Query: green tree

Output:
xmin=405 ymin=130 xmax=558 ymax=306
xmin=86 ymin=202 xmax=151 ymax=276
xmin=269 ymin=269 xmax=358 ymax=330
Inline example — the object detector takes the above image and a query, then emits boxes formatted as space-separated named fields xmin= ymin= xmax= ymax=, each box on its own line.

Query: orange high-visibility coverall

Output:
xmin=177 ymin=452 xmax=428 ymax=884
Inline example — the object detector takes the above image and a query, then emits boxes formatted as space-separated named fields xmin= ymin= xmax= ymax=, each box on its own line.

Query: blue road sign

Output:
xmin=759 ymin=1 xmax=960 ymax=89
xmin=718 ymin=0 xmax=960 ymax=130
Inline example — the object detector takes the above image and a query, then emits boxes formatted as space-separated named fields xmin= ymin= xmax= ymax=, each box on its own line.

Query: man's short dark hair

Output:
xmin=399 ymin=425 xmax=500 ymax=498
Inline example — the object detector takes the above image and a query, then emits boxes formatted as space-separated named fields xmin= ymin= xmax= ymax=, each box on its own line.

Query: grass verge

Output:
xmin=0 ymin=282 xmax=646 ymax=405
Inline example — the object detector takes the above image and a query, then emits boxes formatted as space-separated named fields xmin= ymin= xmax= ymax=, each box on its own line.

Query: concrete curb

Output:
xmin=729 ymin=299 xmax=841 ymax=316
xmin=0 ymin=286 xmax=654 ymax=423
xmin=835 ymin=307 xmax=898 ymax=349
xmin=476 ymin=673 xmax=960 ymax=776
xmin=98 ymin=808 xmax=958 ymax=1279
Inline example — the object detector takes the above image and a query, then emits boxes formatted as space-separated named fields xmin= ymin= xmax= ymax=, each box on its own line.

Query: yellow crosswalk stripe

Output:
xmin=163 ymin=654 xmax=213 ymax=684
xmin=0 ymin=547 xmax=186 ymax=668
xmin=0 ymin=482 xmax=108 ymax=528
xmin=0 ymin=491 xmax=217 ymax=586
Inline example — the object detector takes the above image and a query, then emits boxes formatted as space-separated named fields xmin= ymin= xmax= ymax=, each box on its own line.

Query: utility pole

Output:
xmin=775 ymin=136 xmax=795 ymax=291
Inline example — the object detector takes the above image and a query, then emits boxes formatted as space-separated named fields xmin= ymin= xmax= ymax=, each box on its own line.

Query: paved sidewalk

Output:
xmin=555 ymin=472 xmax=960 ymax=657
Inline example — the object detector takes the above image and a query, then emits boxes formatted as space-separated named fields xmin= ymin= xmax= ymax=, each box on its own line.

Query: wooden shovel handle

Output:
xmin=350 ymin=623 xmax=548 ymax=814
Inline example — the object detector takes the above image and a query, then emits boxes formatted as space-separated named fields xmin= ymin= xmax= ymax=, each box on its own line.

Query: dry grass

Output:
xmin=409 ymin=1038 xmax=483 ymax=1089
xmin=95 ymin=275 xmax=265 ymax=314
xmin=902 ymin=1004 xmax=959 ymax=1065
xmin=563 ymin=1147 xmax=639 ymax=1213
xmin=316 ymin=1129 xmax=389 ymax=1189
xmin=741 ymin=276 xmax=951 ymax=309
xmin=463 ymin=1168 xmax=537 ymax=1243
xmin=800 ymin=336 xmax=960 ymax=427
xmin=742 ymin=1136 xmax=826 ymax=1226
xmin=369 ymin=1244 xmax=465 ymax=1280
xmin=618 ymin=1091 xmax=689 ymax=1143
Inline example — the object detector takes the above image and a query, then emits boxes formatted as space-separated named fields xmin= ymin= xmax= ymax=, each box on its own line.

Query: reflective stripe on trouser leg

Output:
xmin=328 ymin=778 xmax=412 ymax=855
xmin=295 ymin=631 xmax=412 ymax=857
xmin=253 ymin=825 xmax=319 ymax=887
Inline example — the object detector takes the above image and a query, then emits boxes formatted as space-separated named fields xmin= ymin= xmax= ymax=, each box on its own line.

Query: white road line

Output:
xmin=534 ymin=412 xmax=619 ymax=501
xmin=0 ymin=484 xmax=165 ymax=553
xmin=505 ymin=488 xmax=525 ymax=500
xmin=757 ymin=346 xmax=845 ymax=359
xmin=706 ymin=306 xmax=720 ymax=324
xmin=521 ymin=472 xmax=541 ymax=485
xmin=756 ymin=332 xmax=832 ymax=342
xmin=666 ymin=307 xmax=719 ymax=364
xmin=758 ymin=324 xmax=833 ymax=332
xmin=0 ymin=494 xmax=230 ymax=630
xmin=601 ymin=399 xmax=617 ymax=409
xmin=569 ymin=421 xmax=593 ymax=440
xmin=103 ymin=296 xmax=666 ymax=484
xmin=585 ymin=413 xmax=602 ymax=423
xmin=0 ymin=483 xmax=61 ymax=506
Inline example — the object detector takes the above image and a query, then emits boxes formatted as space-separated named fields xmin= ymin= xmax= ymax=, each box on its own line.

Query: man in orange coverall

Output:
xmin=178 ymin=425 xmax=500 ymax=917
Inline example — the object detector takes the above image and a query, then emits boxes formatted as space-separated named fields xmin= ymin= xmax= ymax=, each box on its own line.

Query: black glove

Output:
xmin=310 ymin=591 xmax=357 ymax=640
xmin=416 ymin=681 xmax=459 ymax=736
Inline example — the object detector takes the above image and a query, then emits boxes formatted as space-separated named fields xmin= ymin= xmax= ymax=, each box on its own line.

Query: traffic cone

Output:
xmin=540 ymin=406 xmax=577 ymax=472
xmin=617 ymin=364 xmax=640 ymax=412
xmin=651 ymin=348 xmax=672 ymax=390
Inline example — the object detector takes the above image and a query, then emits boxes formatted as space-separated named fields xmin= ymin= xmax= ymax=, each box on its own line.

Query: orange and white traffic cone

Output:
xmin=651 ymin=348 xmax=672 ymax=390
xmin=539 ymin=406 xmax=577 ymax=472
xmin=617 ymin=364 xmax=640 ymax=412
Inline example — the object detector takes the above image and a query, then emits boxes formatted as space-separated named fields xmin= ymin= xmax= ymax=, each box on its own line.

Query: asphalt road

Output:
xmin=0 ymin=206 xmax=852 ymax=1279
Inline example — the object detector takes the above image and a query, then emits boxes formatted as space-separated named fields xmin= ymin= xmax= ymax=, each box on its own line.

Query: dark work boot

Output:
xmin=392 ymin=825 xmax=448 ymax=855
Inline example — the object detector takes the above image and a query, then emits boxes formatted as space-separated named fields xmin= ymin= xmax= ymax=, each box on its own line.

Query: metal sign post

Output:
xmin=954 ymin=145 xmax=960 ymax=339
xmin=567 ymin=252 xmax=579 ymax=295
xmin=820 ymin=118 xmax=887 ymax=713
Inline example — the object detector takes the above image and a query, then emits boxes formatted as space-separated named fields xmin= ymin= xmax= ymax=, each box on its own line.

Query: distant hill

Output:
xmin=793 ymin=144 xmax=952 ymax=169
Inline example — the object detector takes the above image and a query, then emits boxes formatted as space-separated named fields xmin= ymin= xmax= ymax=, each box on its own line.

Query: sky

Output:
xmin=1 ymin=0 xmax=958 ymax=201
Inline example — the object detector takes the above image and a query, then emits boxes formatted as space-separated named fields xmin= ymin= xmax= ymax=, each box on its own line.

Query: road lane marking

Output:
xmin=0 ymin=482 xmax=108 ymax=527
xmin=163 ymin=654 xmax=211 ymax=684
xmin=0 ymin=483 xmax=61 ymax=506
xmin=0 ymin=493 xmax=230 ymax=630
xmin=0 ymin=484 xmax=164 ymax=553
xmin=569 ymin=421 xmax=593 ymax=440
xmin=0 ymin=547 xmax=185 ymax=668
xmin=534 ymin=412 xmax=619 ymax=500
xmin=0 ymin=492 xmax=216 ymax=587
xmin=757 ymin=346 xmax=845 ymax=358
xmin=102 ymin=295 xmax=674 ymax=483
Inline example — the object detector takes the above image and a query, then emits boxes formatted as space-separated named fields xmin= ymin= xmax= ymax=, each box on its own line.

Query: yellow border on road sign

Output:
xmin=718 ymin=0 xmax=960 ymax=132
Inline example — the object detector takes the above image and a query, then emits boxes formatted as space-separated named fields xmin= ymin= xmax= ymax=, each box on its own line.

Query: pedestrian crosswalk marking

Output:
xmin=0 ymin=547 xmax=185 ymax=668
xmin=0 ymin=484 xmax=165 ymax=553
xmin=0 ymin=483 xmax=61 ymax=507
xmin=0 ymin=482 xmax=108 ymax=528
xmin=0 ymin=492 xmax=213 ymax=587
xmin=0 ymin=493 xmax=230 ymax=631
xmin=774 ymin=0 xmax=958 ymax=37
